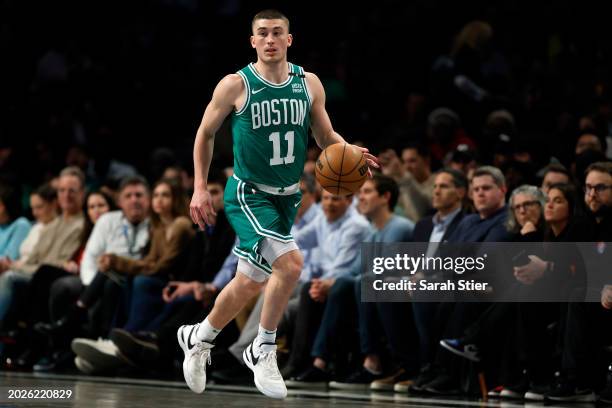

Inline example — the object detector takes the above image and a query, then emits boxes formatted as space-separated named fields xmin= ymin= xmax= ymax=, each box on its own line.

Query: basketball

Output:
xmin=315 ymin=143 xmax=369 ymax=196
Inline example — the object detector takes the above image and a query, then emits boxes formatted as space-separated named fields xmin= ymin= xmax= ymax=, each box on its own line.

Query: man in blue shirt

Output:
xmin=286 ymin=174 xmax=414 ymax=389
xmin=281 ymin=188 xmax=370 ymax=378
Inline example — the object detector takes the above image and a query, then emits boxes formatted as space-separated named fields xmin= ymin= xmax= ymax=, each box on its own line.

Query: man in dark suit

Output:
xmin=424 ymin=166 xmax=511 ymax=395
xmin=406 ymin=168 xmax=467 ymax=393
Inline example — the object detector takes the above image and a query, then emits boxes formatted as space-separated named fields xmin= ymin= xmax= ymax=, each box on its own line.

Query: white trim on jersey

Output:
xmin=248 ymin=62 xmax=293 ymax=88
xmin=235 ymin=70 xmax=251 ymax=115
xmin=299 ymin=66 xmax=313 ymax=108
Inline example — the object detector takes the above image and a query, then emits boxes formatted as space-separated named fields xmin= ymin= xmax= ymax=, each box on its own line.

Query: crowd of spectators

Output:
xmin=1 ymin=0 xmax=612 ymax=404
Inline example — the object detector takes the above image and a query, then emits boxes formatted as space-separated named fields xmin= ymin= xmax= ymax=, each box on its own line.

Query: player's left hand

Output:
xmin=353 ymin=145 xmax=380 ymax=178
xmin=190 ymin=187 xmax=217 ymax=229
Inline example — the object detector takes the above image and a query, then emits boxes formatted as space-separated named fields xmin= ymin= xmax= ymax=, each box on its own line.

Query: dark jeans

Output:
xmin=286 ymin=281 xmax=326 ymax=373
xmin=357 ymin=278 xmax=418 ymax=372
xmin=311 ymin=277 xmax=358 ymax=363
xmin=123 ymin=275 xmax=167 ymax=332
xmin=412 ymin=301 xmax=452 ymax=367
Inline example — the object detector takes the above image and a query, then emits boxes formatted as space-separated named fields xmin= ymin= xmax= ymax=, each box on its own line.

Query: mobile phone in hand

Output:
xmin=511 ymin=250 xmax=530 ymax=267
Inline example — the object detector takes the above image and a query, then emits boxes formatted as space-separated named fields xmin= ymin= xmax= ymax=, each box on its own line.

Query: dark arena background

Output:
xmin=1 ymin=0 xmax=612 ymax=407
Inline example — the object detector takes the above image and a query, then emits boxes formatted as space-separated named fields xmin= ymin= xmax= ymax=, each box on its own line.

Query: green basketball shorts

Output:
xmin=224 ymin=174 xmax=302 ymax=279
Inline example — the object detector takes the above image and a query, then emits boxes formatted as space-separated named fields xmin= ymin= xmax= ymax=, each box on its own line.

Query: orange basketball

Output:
xmin=315 ymin=143 xmax=369 ymax=196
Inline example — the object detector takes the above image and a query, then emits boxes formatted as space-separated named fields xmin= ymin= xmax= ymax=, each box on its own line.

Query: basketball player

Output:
xmin=180 ymin=9 xmax=378 ymax=399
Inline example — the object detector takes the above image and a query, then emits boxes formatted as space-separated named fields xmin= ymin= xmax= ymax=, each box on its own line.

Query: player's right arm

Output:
xmin=191 ymin=74 xmax=244 ymax=228
xmin=305 ymin=72 xmax=379 ymax=175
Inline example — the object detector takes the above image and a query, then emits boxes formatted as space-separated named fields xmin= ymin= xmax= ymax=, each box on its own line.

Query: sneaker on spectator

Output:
xmin=524 ymin=383 xmax=550 ymax=401
xmin=439 ymin=338 xmax=480 ymax=362
xmin=329 ymin=368 xmax=383 ymax=390
xmin=407 ymin=364 xmax=437 ymax=393
xmin=371 ymin=368 xmax=409 ymax=391
xmin=487 ymin=385 xmax=504 ymax=398
xmin=33 ymin=350 xmax=74 ymax=372
xmin=500 ymin=370 xmax=529 ymax=399
xmin=71 ymin=337 xmax=133 ymax=372
xmin=500 ymin=387 xmax=524 ymax=399
xmin=110 ymin=328 xmax=159 ymax=367
xmin=422 ymin=373 xmax=461 ymax=395
xmin=546 ymin=375 xmax=595 ymax=403
xmin=285 ymin=366 xmax=330 ymax=389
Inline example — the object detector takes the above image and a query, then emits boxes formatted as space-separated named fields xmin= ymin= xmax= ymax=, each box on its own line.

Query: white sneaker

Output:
xmin=243 ymin=341 xmax=287 ymax=399
xmin=177 ymin=324 xmax=214 ymax=394
xmin=71 ymin=338 xmax=131 ymax=371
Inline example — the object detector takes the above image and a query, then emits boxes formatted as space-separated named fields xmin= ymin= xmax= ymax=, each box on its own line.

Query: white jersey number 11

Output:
xmin=269 ymin=131 xmax=295 ymax=166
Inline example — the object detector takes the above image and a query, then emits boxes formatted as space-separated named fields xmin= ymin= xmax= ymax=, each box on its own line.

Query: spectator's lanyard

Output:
xmin=123 ymin=224 xmax=138 ymax=256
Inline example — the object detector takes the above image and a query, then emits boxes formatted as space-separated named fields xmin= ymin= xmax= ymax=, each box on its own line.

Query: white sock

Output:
xmin=254 ymin=324 xmax=276 ymax=355
xmin=196 ymin=318 xmax=221 ymax=343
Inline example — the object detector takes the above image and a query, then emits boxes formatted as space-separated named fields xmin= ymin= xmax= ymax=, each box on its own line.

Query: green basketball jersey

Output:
xmin=231 ymin=62 xmax=311 ymax=188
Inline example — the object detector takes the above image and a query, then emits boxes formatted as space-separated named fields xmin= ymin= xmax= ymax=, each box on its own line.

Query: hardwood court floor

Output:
xmin=0 ymin=371 xmax=584 ymax=408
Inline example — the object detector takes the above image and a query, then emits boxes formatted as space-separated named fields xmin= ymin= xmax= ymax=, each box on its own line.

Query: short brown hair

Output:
xmin=118 ymin=175 xmax=150 ymax=194
xmin=370 ymin=174 xmax=399 ymax=211
xmin=252 ymin=9 xmax=290 ymax=32
xmin=543 ymin=163 xmax=570 ymax=179
xmin=585 ymin=161 xmax=612 ymax=177
xmin=472 ymin=165 xmax=506 ymax=188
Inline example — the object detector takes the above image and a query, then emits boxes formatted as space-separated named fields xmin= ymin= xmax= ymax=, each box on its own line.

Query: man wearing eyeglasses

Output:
xmin=584 ymin=162 xmax=612 ymax=229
